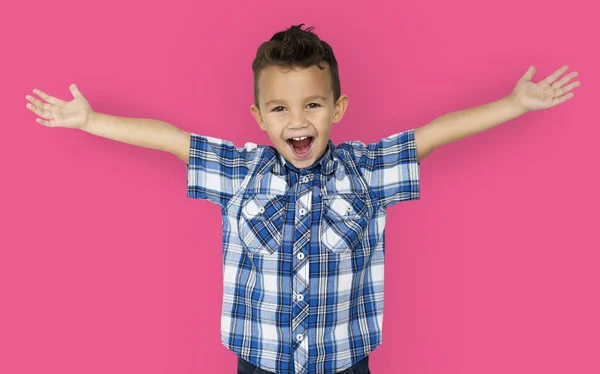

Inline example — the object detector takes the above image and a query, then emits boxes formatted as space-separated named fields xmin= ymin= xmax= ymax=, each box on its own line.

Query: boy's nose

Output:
xmin=287 ymin=111 xmax=309 ymax=129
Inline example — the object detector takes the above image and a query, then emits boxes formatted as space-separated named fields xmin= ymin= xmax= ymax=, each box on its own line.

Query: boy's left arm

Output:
xmin=414 ymin=65 xmax=581 ymax=162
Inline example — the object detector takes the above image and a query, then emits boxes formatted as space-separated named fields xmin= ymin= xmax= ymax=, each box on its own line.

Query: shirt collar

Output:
xmin=271 ymin=140 xmax=337 ymax=176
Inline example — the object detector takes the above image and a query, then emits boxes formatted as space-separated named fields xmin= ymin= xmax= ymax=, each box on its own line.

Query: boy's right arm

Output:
xmin=27 ymin=84 xmax=253 ymax=208
xmin=84 ymin=112 xmax=191 ymax=164
xmin=26 ymin=84 xmax=191 ymax=164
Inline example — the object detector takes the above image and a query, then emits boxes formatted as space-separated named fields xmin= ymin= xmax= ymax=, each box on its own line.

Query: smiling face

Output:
xmin=251 ymin=64 xmax=348 ymax=169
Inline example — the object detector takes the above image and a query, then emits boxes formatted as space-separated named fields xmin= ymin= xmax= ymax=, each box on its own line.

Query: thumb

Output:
xmin=69 ymin=83 xmax=83 ymax=98
xmin=521 ymin=66 xmax=536 ymax=82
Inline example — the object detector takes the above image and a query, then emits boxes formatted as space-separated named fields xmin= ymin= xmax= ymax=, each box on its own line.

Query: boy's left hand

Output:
xmin=511 ymin=65 xmax=580 ymax=113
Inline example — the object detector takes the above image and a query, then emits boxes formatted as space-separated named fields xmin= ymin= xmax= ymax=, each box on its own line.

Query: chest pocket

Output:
xmin=320 ymin=193 xmax=372 ymax=255
xmin=238 ymin=194 xmax=287 ymax=255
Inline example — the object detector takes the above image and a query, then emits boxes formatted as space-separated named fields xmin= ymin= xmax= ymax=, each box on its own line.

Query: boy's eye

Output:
xmin=270 ymin=104 xmax=320 ymax=112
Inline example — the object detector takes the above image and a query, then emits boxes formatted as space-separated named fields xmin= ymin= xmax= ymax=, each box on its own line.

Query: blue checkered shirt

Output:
xmin=186 ymin=129 xmax=420 ymax=374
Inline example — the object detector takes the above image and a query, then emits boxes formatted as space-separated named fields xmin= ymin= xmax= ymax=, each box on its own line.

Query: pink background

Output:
xmin=2 ymin=0 xmax=599 ymax=373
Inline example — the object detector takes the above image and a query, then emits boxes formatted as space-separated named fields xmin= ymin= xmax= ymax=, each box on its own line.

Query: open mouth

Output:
xmin=286 ymin=136 xmax=314 ymax=158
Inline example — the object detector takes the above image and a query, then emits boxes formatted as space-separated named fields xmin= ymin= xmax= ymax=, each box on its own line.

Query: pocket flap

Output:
xmin=241 ymin=194 xmax=285 ymax=220
xmin=323 ymin=193 xmax=368 ymax=220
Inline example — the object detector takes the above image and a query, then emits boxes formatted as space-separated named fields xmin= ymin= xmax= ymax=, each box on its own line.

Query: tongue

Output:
xmin=291 ymin=137 xmax=311 ymax=148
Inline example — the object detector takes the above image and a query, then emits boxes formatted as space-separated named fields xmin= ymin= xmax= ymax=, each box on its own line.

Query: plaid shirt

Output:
xmin=186 ymin=129 xmax=420 ymax=374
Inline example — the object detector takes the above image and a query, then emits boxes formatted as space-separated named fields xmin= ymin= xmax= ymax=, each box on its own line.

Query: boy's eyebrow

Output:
xmin=305 ymin=95 xmax=328 ymax=102
xmin=264 ymin=96 xmax=328 ymax=107
xmin=264 ymin=99 xmax=285 ymax=107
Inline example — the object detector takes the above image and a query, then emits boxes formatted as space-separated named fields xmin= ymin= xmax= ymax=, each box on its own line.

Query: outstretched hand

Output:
xmin=26 ymin=84 xmax=93 ymax=130
xmin=511 ymin=65 xmax=580 ymax=112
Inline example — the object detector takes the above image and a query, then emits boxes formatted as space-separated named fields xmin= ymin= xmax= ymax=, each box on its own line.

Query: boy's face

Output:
xmin=251 ymin=64 xmax=348 ymax=170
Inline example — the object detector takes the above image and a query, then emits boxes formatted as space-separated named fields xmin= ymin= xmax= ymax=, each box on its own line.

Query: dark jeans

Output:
xmin=237 ymin=355 xmax=371 ymax=374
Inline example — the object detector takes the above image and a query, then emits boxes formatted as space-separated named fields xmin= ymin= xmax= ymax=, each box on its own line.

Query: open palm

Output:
xmin=512 ymin=65 xmax=581 ymax=112
xmin=26 ymin=84 xmax=93 ymax=129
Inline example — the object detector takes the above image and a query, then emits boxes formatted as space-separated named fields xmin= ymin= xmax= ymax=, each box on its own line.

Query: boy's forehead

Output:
xmin=258 ymin=65 xmax=333 ymax=103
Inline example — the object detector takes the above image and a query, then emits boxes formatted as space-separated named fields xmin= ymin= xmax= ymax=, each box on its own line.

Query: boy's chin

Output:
xmin=285 ymin=147 xmax=328 ymax=170
xmin=288 ymin=158 xmax=316 ymax=169
xmin=279 ymin=149 xmax=316 ymax=169
xmin=275 ymin=139 xmax=328 ymax=169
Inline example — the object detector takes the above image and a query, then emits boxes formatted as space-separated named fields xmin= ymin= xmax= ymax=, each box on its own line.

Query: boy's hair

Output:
xmin=252 ymin=24 xmax=341 ymax=108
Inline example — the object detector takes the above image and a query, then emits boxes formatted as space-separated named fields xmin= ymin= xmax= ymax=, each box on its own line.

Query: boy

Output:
xmin=25 ymin=24 xmax=579 ymax=374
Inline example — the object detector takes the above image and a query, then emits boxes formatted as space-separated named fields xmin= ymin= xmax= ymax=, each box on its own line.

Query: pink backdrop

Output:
xmin=2 ymin=0 xmax=599 ymax=373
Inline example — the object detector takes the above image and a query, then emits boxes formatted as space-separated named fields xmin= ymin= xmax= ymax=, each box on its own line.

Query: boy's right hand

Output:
xmin=26 ymin=84 xmax=94 ymax=131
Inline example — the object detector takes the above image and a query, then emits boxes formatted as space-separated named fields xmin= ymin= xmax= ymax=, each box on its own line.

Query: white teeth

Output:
xmin=292 ymin=136 xmax=308 ymax=141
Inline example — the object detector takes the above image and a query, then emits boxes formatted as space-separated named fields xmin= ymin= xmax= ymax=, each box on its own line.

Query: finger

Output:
xmin=32 ymin=88 xmax=66 ymax=108
xmin=35 ymin=118 xmax=55 ymax=127
xmin=554 ymin=81 xmax=581 ymax=97
xmin=551 ymin=71 xmax=579 ymax=89
xmin=521 ymin=66 xmax=536 ymax=81
xmin=26 ymin=96 xmax=54 ymax=119
xmin=26 ymin=95 xmax=52 ymax=113
xmin=543 ymin=65 xmax=569 ymax=85
xmin=550 ymin=92 xmax=574 ymax=107
xmin=69 ymin=83 xmax=83 ymax=99
xmin=26 ymin=102 xmax=52 ymax=120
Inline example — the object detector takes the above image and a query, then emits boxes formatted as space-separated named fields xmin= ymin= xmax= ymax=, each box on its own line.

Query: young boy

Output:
xmin=25 ymin=24 xmax=579 ymax=374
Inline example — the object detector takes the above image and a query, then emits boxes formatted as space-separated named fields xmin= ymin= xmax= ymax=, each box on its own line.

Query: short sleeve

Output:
xmin=347 ymin=128 xmax=420 ymax=208
xmin=186 ymin=133 xmax=256 ymax=208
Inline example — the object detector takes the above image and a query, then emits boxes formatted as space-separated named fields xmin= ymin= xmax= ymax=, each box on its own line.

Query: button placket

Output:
xmin=291 ymin=174 xmax=312 ymax=373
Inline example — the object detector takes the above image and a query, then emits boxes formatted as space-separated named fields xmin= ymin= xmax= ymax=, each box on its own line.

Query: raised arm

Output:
xmin=85 ymin=112 xmax=191 ymax=164
xmin=25 ymin=84 xmax=191 ymax=164
xmin=413 ymin=65 xmax=580 ymax=163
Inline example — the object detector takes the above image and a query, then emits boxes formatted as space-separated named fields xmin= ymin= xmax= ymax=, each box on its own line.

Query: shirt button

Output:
xmin=297 ymin=252 xmax=305 ymax=260
xmin=301 ymin=176 xmax=309 ymax=183
xmin=299 ymin=208 xmax=306 ymax=216
xmin=296 ymin=333 xmax=304 ymax=342
xmin=297 ymin=293 xmax=304 ymax=302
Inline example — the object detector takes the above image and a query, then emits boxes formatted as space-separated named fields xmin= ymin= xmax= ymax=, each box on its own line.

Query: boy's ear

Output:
xmin=332 ymin=94 xmax=349 ymax=123
xmin=250 ymin=104 xmax=267 ymax=131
